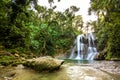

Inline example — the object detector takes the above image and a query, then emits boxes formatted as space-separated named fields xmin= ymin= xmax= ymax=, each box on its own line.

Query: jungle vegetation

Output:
xmin=0 ymin=0 xmax=83 ymax=56
xmin=89 ymin=0 xmax=120 ymax=59
xmin=0 ymin=0 xmax=120 ymax=60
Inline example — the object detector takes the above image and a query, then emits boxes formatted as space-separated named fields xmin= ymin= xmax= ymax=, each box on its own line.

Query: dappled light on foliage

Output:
xmin=0 ymin=0 xmax=83 ymax=56
xmin=0 ymin=0 xmax=120 ymax=59
xmin=89 ymin=0 xmax=120 ymax=59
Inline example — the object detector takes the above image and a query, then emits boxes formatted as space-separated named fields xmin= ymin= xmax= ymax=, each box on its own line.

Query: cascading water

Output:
xmin=69 ymin=32 xmax=98 ymax=60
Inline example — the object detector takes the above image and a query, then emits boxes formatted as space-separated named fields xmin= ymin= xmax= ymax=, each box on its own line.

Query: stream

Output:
xmin=0 ymin=60 xmax=120 ymax=80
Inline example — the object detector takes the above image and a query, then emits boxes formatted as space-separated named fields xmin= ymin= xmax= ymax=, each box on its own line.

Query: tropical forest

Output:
xmin=0 ymin=0 xmax=120 ymax=80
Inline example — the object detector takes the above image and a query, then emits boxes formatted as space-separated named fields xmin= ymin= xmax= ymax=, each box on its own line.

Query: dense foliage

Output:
xmin=89 ymin=0 xmax=120 ymax=59
xmin=0 ymin=0 xmax=83 ymax=56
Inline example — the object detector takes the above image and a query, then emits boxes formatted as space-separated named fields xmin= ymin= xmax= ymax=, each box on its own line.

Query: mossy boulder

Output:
xmin=23 ymin=56 xmax=64 ymax=72
xmin=0 ymin=50 xmax=24 ymax=66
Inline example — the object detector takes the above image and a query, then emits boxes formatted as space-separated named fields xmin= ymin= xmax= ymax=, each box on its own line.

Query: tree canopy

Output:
xmin=89 ymin=0 xmax=120 ymax=59
xmin=1 ymin=0 xmax=119 ymax=59
xmin=0 ymin=0 xmax=83 ymax=56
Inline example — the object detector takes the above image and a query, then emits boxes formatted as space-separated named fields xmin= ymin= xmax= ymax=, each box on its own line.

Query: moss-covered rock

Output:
xmin=0 ymin=50 xmax=24 ymax=66
xmin=23 ymin=56 xmax=64 ymax=72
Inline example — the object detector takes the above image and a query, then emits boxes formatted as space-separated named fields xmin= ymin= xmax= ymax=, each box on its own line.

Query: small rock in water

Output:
xmin=15 ymin=64 xmax=24 ymax=69
xmin=84 ymin=76 xmax=98 ymax=80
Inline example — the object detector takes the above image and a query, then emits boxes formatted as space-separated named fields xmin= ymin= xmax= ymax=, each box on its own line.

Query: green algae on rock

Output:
xmin=23 ymin=56 xmax=64 ymax=72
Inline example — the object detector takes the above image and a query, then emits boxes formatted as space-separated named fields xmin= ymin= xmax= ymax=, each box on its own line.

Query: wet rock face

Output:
xmin=23 ymin=56 xmax=64 ymax=72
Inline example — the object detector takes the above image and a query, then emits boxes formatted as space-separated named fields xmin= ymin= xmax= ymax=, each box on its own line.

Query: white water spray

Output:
xmin=69 ymin=32 xmax=98 ymax=60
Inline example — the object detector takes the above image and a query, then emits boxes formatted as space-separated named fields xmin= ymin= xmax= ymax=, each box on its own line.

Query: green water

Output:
xmin=0 ymin=65 xmax=70 ymax=80
xmin=13 ymin=68 xmax=70 ymax=80
xmin=0 ymin=60 xmax=120 ymax=80
xmin=64 ymin=59 xmax=94 ymax=64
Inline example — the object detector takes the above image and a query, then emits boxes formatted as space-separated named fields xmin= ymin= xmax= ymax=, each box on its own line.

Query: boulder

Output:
xmin=23 ymin=56 xmax=64 ymax=72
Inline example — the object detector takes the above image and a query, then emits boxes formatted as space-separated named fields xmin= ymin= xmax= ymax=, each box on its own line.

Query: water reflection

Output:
xmin=64 ymin=59 xmax=94 ymax=64
xmin=0 ymin=60 xmax=120 ymax=80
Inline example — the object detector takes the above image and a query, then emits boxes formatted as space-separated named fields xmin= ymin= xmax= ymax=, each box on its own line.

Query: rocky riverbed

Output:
xmin=66 ymin=66 xmax=113 ymax=80
xmin=91 ymin=61 xmax=120 ymax=74
xmin=64 ymin=60 xmax=120 ymax=80
xmin=0 ymin=60 xmax=120 ymax=80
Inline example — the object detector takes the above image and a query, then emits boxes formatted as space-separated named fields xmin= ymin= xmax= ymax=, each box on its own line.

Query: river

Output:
xmin=0 ymin=60 xmax=120 ymax=80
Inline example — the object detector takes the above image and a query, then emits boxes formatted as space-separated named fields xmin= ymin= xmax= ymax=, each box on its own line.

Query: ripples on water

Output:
xmin=0 ymin=60 xmax=120 ymax=80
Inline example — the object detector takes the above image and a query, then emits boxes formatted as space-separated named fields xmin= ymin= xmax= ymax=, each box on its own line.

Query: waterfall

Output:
xmin=69 ymin=32 xmax=98 ymax=60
